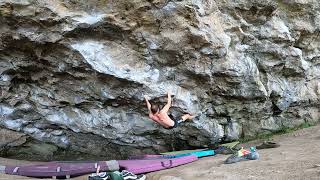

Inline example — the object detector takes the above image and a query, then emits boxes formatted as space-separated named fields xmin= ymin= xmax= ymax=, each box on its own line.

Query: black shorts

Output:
xmin=164 ymin=116 xmax=183 ymax=129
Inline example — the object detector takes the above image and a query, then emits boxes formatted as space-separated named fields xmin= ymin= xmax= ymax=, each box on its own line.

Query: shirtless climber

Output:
xmin=144 ymin=91 xmax=193 ymax=129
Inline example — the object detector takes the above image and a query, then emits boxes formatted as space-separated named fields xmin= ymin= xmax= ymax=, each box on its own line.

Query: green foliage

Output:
xmin=240 ymin=122 xmax=315 ymax=143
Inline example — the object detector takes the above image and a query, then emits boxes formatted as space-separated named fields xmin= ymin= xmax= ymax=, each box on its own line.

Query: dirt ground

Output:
xmin=1 ymin=125 xmax=320 ymax=180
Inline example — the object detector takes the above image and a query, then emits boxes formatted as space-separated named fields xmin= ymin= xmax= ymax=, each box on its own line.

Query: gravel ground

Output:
xmin=1 ymin=125 xmax=320 ymax=180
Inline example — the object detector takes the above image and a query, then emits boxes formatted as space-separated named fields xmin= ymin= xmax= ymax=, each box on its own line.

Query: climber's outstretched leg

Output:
xmin=163 ymin=113 xmax=194 ymax=130
xmin=180 ymin=114 xmax=194 ymax=122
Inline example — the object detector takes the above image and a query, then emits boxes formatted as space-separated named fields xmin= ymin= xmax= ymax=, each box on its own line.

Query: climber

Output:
xmin=144 ymin=91 xmax=193 ymax=129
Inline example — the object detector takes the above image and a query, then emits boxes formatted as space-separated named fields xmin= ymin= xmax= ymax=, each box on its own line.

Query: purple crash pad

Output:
xmin=118 ymin=155 xmax=198 ymax=174
xmin=4 ymin=160 xmax=119 ymax=178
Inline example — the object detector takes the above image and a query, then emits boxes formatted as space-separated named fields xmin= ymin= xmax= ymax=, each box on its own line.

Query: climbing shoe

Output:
xmin=89 ymin=171 xmax=124 ymax=180
xmin=120 ymin=170 xmax=146 ymax=180
xmin=88 ymin=172 xmax=111 ymax=180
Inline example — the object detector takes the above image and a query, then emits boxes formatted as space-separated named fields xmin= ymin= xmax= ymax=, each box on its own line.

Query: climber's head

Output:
xmin=151 ymin=104 xmax=160 ymax=114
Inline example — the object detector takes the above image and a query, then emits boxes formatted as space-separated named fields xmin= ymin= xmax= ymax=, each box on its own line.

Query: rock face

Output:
xmin=0 ymin=0 xmax=319 ymax=160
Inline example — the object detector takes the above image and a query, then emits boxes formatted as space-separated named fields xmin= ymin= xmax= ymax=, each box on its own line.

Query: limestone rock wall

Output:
xmin=0 ymin=0 xmax=319 ymax=160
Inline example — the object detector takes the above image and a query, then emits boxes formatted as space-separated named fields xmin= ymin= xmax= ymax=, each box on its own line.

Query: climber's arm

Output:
xmin=160 ymin=91 xmax=172 ymax=113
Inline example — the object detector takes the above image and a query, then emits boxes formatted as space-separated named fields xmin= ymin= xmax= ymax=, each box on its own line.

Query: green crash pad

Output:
xmin=160 ymin=149 xmax=214 ymax=158
xmin=160 ymin=148 xmax=208 ymax=155
xmin=160 ymin=141 xmax=239 ymax=156
xmin=220 ymin=141 xmax=240 ymax=148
